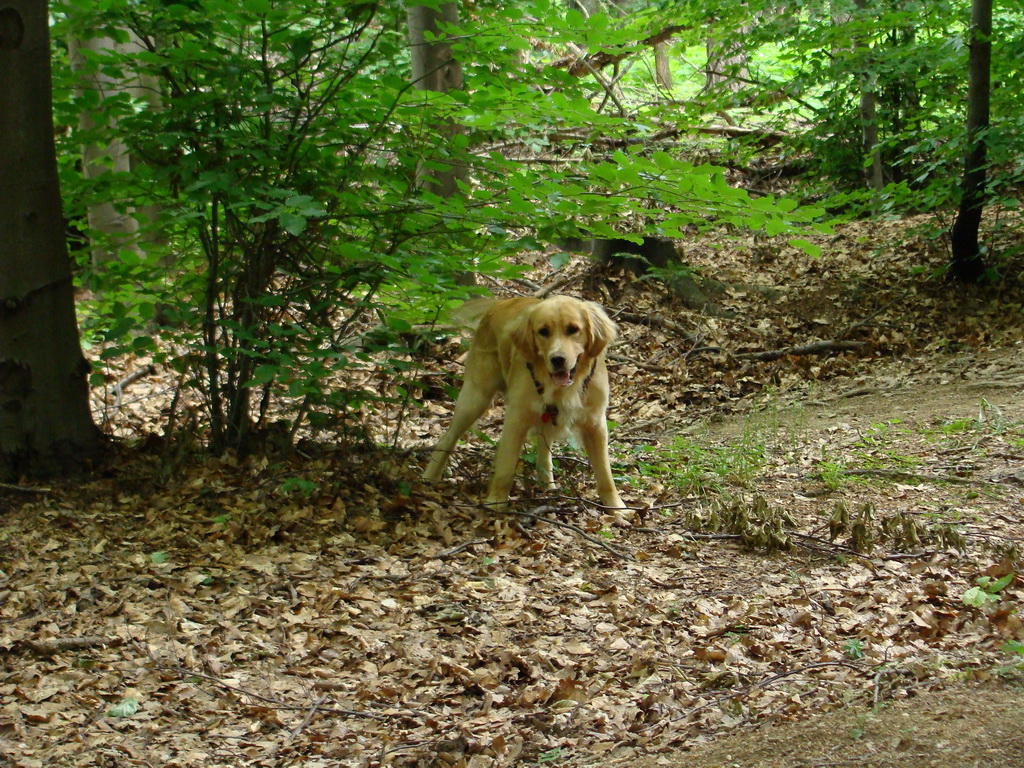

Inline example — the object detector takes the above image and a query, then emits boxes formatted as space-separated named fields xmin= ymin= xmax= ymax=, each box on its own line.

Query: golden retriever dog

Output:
xmin=423 ymin=295 xmax=625 ymax=509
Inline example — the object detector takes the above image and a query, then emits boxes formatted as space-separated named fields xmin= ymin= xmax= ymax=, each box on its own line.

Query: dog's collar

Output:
xmin=525 ymin=361 xmax=597 ymax=428
xmin=525 ymin=362 xmax=545 ymax=396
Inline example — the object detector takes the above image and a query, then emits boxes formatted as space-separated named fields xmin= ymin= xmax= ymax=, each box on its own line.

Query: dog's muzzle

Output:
xmin=550 ymin=356 xmax=577 ymax=387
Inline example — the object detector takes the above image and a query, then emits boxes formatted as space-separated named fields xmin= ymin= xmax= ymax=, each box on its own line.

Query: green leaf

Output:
xmin=789 ymin=238 xmax=822 ymax=257
xmin=962 ymin=585 xmax=997 ymax=608
xmin=549 ymin=251 xmax=571 ymax=270
xmin=279 ymin=212 xmax=307 ymax=236
xmin=989 ymin=572 xmax=1015 ymax=593
xmin=1004 ymin=639 xmax=1024 ymax=656
xmin=247 ymin=365 xmax=280 ymax=387
xmin=149 ymin=551 xmax=169 ymax=564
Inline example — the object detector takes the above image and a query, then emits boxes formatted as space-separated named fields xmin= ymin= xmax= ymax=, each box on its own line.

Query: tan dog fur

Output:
xmin=423 ymin=295 xmax=625 ymax=509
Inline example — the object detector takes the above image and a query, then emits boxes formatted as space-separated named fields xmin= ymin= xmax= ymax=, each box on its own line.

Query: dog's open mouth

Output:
xmin=551 ymin=365 xmax=577 ymax=388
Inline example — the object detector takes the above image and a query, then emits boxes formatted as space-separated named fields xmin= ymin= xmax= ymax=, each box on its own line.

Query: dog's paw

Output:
xmin=601 ymin=493 xmax=627 ymax=511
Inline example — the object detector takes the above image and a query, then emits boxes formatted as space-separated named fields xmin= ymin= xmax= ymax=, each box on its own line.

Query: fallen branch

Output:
xmin=0 ymin=482 xmax=52 ymax=495
xmin=533 ymin=273 xmax=577 ymax=299
xmin=289 ymin=693 xmax=328 ymax=741
xmin=111 ymin=364 xmax=157 ymax=410
xmin=733 ymin=339 xmax=868 ymax=362
xmin=644 ymin=660 xmax=872 ymax=736
xmin=552 ymin=24 xmax=691 ymax=77
xmin=155 ymin=664 xmax=403 ymax=721
xmin=599 ymin=123 xmax=788 ymax=149
xmin=431 ymin=538 xmax=492 ymax=559
xmin=24 ymin=636 xmax=123 ymax=657
xmin=506 ymin=505 xmax=635 ymax=561
xmin=844 ymin=468 xmax=987 ymax=486
xmin=614 ymin=310 xmax=694 ymax=338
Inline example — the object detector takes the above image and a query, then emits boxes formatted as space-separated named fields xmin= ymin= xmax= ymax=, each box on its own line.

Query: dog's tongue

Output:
xmin=552 ymin=370 xmax=573 ymax=387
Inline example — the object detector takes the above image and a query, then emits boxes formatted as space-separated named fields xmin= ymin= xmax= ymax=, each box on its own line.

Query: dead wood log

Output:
xmin=599 ymin=124 xmax=789 ymax=149
xmin=0 ymin=482 xmax=51 ymax=494
xmin=614 ymin=311 xmax=692 ymax=337
xmin=733 ymin=339 xmax=868 ymax=362
xmin=24 ymin=636 xmax=124 ymax=657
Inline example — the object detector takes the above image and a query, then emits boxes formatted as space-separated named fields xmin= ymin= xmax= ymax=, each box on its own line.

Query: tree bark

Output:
xmin=654 ymin=42 xmax=672 ymax=89
xmin=705 ymin=22 xmax=750 ymax=95
xmin=67 ymin=32 xmax=141 ymax=265
xmin=0 ymin=0 xmax=106 ymax=479
xmin=407 ymin=3 xmax=465 ymax=199
xmin=854 ymin=0 xmax=884 ymax=195
xmin=407 ymin=3 xmax=473 ymax=284
xmin=949 ymin=0 xmax=992 ymax=282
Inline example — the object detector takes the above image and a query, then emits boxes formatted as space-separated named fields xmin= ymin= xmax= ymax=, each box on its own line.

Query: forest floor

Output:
xmin=2 ymin=215 xmax=1024 ymax=767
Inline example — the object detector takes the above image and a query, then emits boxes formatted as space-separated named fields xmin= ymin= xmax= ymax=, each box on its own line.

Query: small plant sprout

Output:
xmin=961 ymin=572 xmax=1015 ymax=608
xmin=844 ymin=637 xmax=866 ymax=660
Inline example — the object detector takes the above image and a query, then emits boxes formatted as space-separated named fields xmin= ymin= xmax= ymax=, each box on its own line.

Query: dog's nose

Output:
xmin=550 ymin=355 xmax=566 ymax=371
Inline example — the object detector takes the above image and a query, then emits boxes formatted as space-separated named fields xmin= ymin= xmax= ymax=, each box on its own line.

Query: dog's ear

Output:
xmin=585 ymin=302 xmax=617 ymax=358
xmin=510 ymin=310 xmax=537 ymax=361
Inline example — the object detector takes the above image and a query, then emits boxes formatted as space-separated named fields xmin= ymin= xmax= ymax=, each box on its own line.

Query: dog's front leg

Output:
xmin=535 ymin=433 xmax=556 ymax=491
xmin=579 ymin=418 xmax=625 ymax=509
xmin=484 ymin=410 xmax=532 ymax=510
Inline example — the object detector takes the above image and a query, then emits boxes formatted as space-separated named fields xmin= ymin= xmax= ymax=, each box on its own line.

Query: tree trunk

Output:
xmin=859 ymin=84 xmax=884 ymax=192
xmin=654 ymin=42 xmax=672 ymax=90
xmin=854 ymin=0 xmax=884 ymax=194
xmin=705 ymin=25 xmax=750 ymax=95
xmin=0 ymin=0 xmax=106 ymax=480
xmin=949 ymin=0 xmax=992 ymax=282
xmin=407 ymin=3 xmax=474 ymax=285
xmin=67 ymin=32 xmax=142 ymax=265
xmin=408 ymin=3 xmax=464 ymax=198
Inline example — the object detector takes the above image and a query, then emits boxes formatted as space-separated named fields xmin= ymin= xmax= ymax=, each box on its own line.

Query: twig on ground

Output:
xmin=733 ymin=340 xmax=868 ymax=362
xmin=844 ymin=468 xmax=989 ymax=485
xmin=0 ymin=482 xmax=52 ymax=495
xmin=615 ymin=310 xmax=694 ymax=338
xmin=505 ymin=505 xmax=635 ymax=561
xmin=533 ymin=273 xmax=578 ymax=299
xmin=607 ymin=352 xmax=671 ymax=372
xmin=643 ymin=660 xmax=871 ymax=735
xmin=838 ymin=290 xmax=909 ymax=338
xmin=289 ymin=693 xmax=329 ymax=741
xmin=431 ymin=539 xmax=492 ymax=559
xmin=154 ymin=664 xmax=401 ymax=720
xmin=96 ymin=365 xmax=159 ymax=426
xmin=23 ymin=636 xmax=124 ymax=657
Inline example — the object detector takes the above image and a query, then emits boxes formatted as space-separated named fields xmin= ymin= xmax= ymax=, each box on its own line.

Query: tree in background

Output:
xmin=0 ymin=0 xmax=105 ymax=479
xmin=65 ymin=21 xmax=165 ymax=267
xmin=408 ymin=2 xmax=465 ymax=199
xmin=949 ymin=0 xmax=993 ymax=281
xmin=407 ymin=3 xmax=474 ymax=285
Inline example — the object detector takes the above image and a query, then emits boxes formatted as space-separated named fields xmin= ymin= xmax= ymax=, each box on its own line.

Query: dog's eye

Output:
xmin=566 ymin=324 xmax=579 ymax=335
xmin=538 ymin=327 xmax=551 ymax=338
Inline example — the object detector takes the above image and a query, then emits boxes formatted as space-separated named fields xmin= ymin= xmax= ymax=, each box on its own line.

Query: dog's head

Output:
xmin=512 ymin=296 xmax=617 ymax=388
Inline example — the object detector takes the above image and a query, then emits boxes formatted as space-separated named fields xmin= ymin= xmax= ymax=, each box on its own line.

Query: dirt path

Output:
xmin=639 ymin=682 xmax=1024 ymax=768
xmin=625 ymin=356 xmax=1024 ymax=768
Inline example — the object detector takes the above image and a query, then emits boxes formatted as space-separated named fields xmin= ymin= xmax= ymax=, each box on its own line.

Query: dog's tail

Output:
xmin=451 ymin=297 xmax=498 ymax=331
